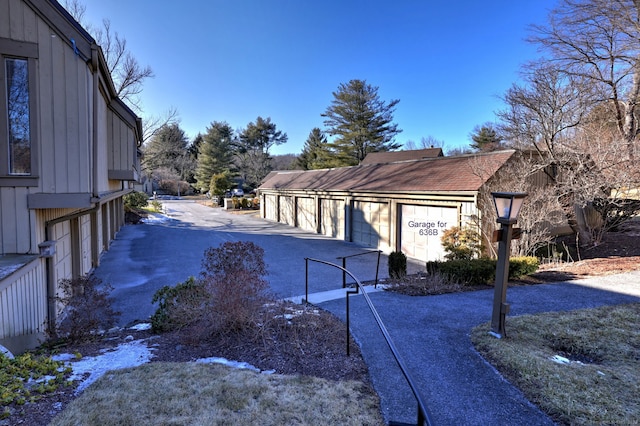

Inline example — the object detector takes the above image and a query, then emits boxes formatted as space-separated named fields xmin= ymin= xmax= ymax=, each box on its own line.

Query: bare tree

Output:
xmin=529 ymin=0 xmax=640 ymax=160
xmin=404 ymin=135 xmax=445 ymax=150
xmin=498 ymin=61 xmax=589 ymax=159
xmin=469 ymin=153 xmax=566 ymax=258
xmin=63 ymin=0 xmax=154 ymax=112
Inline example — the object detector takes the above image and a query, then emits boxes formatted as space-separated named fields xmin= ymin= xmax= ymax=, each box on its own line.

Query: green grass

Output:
xmin=471 ymin=303 xmax=640 ymax=425
xmin=49 ymin=362 xmax=384 ymax=426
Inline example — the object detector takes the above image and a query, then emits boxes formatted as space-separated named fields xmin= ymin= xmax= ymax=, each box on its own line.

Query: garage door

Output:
xmin=400 ymin=205 xmax=458 ymax=262
xmin=351 ymin=201 xmax=389 ymax=250
xmin=320 ymin=198 xmax=344 ymax=238
xmin=296 ymin=197 xmax=316 ymax=232
xmin=280 ymin=196 xmax=294 ymax=226
xmin=264 ymin=194 xmax=277 ymax=221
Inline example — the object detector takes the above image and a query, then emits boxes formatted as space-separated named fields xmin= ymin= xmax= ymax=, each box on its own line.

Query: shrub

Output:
xmin=427 ymin=259 xmax=495 ymax=286
xmin=49 ymin=275 xmax=120 ymax=342
xmin=150 ymin=241 xmax=271 ymax=337
xmin=240 ymin=197 xmax=250 ymax=209
xmin=150 ymin=200 xmax=162 ymax=212
xmin=388 ymin=251 xmax=407 ymax=279
xmin=200 ymin=241 xmax=270 ymax=334
xmin=123 ymin=191 xmax=148 ymax=211
xmin=0 ymin=352 xmax=72 ymax=413
xmin=508 ymin=256 xmax=539 ymax=278
xmin=426 ymin=256 xmax=540 ymax=286
xmin=150 ymin=277 xmax=207 ymax=332
xmin=441 ymin=226 xmax=481 ymax=260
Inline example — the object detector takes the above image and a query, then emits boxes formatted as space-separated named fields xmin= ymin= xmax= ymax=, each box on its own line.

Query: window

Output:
xmin=6 ymin=58 xmax=31 ymax=175
xmin=0 ymin=38 xmax=38 ymax=185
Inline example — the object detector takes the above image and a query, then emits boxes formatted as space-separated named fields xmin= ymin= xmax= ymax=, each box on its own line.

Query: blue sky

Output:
xmin=81 ymin=1 xmax=557 ymax=155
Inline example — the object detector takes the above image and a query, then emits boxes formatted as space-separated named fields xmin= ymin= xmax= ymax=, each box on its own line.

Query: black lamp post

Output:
xmin=489 ymin=192 xmax=527 ymax=338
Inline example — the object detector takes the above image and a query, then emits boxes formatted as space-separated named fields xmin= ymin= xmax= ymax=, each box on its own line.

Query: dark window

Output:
xmin=5 ymin=58 xmax=31 ymax=175
xmin=0 ymin=38 xmax=38 ymax=186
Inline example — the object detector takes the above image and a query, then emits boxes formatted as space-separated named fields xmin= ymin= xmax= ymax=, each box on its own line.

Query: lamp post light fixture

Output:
xmin=489 ymin=192 xmax=527 ymax=339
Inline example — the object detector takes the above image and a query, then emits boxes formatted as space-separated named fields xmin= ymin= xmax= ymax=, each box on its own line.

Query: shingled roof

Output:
xmin=260 ymin=150 xmax=516 ymax=193
xmin=360 ymin=148 xmax=444 ymax=165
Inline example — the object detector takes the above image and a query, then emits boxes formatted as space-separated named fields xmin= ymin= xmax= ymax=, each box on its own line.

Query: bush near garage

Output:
xmin=388 ymin=251 xmax=407 ymax=279
xmin=150 ymin=241 xmax=270 ymax=337
xmin=426 ymin=256 xmax=539 ymax=286
xmin=123 ymin=191 xmax=148 ymax=211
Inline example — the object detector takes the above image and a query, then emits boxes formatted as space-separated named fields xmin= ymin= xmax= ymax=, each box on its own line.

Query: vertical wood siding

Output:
xmin=0 ymin=259 xmax=46 ymax=340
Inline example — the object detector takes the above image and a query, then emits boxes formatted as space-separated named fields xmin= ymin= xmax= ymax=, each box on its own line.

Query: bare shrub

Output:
xmin=200 ymin=241 xmax=270 ymax=336
xmin=50 ymin=275 xmax=120 ymax=342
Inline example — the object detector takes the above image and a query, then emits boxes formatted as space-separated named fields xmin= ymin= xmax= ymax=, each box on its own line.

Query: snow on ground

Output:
xmin=51 ymin=323 xmax=267 ymax=394
xmin=141 ymin=212 xmax=172 ymax=224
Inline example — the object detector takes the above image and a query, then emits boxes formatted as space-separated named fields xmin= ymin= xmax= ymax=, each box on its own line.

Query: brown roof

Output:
xmin=260 ymin=150 xmax=516 ymax=193
xmin=360 ymin=148 xmax=443 ymax=165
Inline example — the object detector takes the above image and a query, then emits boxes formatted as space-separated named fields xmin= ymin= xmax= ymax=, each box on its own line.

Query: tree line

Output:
xmin=141 ymin=78 xmax=403 ymax=197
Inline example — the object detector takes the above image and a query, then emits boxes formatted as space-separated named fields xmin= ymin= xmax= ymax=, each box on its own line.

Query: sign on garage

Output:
xmin=400 ymin=204 xmax=458 ymax=261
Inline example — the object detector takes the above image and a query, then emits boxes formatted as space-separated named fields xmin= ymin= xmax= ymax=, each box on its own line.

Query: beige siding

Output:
xmin=80 ymin=214 xmax=92 ymax=275
xmin=34 ymin=13 xmax=93 ymax=195
xmin=0 ymin=187 xmax=36 ymax=254
xmin=0 ymin=258 xmax=46 ymax=348
xmin=96 ymin=90 xmax=109 ymax=193
xmin=1 ymin=0 xmax=38 ymax=42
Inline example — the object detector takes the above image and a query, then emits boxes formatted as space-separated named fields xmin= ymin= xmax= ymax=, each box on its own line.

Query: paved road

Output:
xmin=95 ymin=200 xmax=412 ymax=326
xmin=94 ymin=200 xmax=640 ymax=425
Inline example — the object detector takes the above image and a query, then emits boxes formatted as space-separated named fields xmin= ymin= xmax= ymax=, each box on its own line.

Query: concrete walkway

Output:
xmin=316 ymin=272 xmax=640 ymax=425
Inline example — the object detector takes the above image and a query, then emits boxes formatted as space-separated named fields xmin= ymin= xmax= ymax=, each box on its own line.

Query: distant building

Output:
xmin=259 ymin=150 xmax=526 ymax=262
xmin=0 ymin=0 xmax=142 ymax=354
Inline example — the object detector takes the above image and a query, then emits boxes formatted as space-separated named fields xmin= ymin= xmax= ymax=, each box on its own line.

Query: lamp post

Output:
xmin=489 ymin=192 xmax=527 ymax=339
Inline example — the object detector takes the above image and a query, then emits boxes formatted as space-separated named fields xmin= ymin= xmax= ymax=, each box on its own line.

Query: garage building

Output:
xmin=258 ymin=149 xmax=519 ymax=263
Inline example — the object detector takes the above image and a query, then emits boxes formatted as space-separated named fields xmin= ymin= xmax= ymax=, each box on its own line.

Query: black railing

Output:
xmin=336 ymin=249 xmax=382 ymax=288
xmin=303 ymin=257 xmax=434 ymax=426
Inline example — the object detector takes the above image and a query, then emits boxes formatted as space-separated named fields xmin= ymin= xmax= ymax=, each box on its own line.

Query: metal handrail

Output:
xmin=336 ymin=250 xmax=382 ymax=288
xmin=304 ymin=257 xmax=434 ymax=426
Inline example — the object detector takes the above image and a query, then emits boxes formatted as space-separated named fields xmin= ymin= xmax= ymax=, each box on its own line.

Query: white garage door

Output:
xmin=264 ymin=194 xmax=277 ymax=221
xmin=280 ymin=196 xmax=294 ymax=226
xmin=296 ymin=197 xmax=316 ymax=232
xmin=320 ymin=198 xmax=345 ymax=238
xmin=400 ymin=205 xmax=458 ymax=262
xmin=351 ymin=201 xmax=389 ymax=250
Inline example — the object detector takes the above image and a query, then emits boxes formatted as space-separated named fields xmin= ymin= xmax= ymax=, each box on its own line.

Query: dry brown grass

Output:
xmin=49 ymin=362 xmax=384 ymax=426
xmin=471 ymin=303 xmax=640 ymax=425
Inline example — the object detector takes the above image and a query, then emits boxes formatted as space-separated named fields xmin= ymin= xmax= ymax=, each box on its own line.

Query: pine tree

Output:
xmin=322 ymin=79 xmax=402 ymax=166
xmin=142 ymin=123 xmax=190 ymax=178
xmin=195 ymin=122 xmax=234 ymax=192
xmin=235 ymin=117 xmax=288 ymax=188
xmin=297 ymin=128 xmax=337 ymax=170
xmin=470 ymin=123 xmax=502 ymax=152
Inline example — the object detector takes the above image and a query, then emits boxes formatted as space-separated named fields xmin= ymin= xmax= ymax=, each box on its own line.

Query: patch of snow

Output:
xmin=550 ymin=355 xmax=571 ymax=364
xmin=53 ymin=339 xmax=155 ymax=394
xmin=129 ymin=323 xmax=152 ymax=331
xmin=195 ymin=356 xmax=274 ymax=374
xmin=142 ymin=213 xmax=171 ymax=224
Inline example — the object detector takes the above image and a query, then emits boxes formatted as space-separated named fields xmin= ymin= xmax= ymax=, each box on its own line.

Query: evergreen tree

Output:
xmin=235 ymin=117 xmax=287 ymax=188
xmin=470 ymin=123 xmax=502 ymax=152
xmin=322 ymin=79 xmax=402 ymax=166
xmin=195 ymin=122 xmax=234 ymax=192
xmin=142 ymin=123 xmax=191 ymax=179
xmin=297 ymin=128 xmax=337 ymax=170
